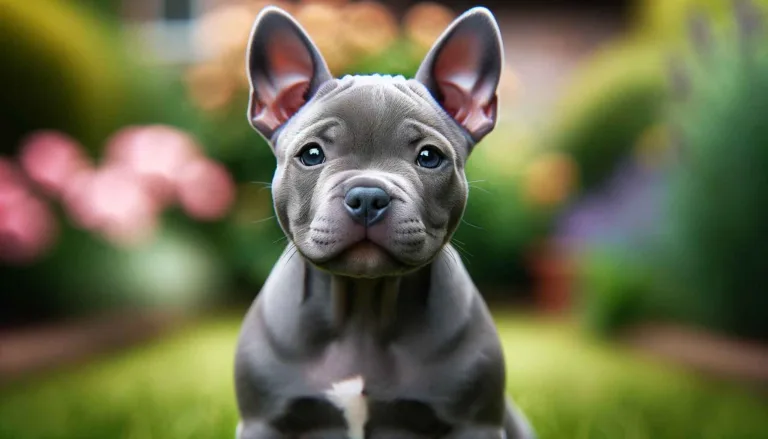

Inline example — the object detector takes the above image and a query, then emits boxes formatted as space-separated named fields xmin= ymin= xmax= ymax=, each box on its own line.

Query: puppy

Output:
xmin=234 ymin=6 xmax=535 ymax=439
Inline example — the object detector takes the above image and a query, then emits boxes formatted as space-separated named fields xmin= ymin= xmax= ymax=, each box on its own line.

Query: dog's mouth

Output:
xmin=310 ymin=237 xmax=420 ymax=278
xmin=343 ymin=239 xmax=383 ymax=255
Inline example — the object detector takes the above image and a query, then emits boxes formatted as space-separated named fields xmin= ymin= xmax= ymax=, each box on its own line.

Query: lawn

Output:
xmin=1 ymin=312 xmax=766 ymax=439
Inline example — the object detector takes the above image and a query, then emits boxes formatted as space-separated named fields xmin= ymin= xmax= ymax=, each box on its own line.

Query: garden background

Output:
xmin=1 ymin=0 xmax=768 ymax=438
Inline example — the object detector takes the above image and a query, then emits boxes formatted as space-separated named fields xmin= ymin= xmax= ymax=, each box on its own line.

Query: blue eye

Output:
xmin=416 ymin=146 xmax=443 ymax=168
xmin=298 ymin=143 xmax=325 ymax=166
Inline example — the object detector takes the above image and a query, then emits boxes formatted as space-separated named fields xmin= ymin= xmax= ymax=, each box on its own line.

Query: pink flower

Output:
xmin=0 ymin=158 xmax=26 ymax=207
xmin=63 ymin=164 xmax=159 ymax=247
xmin=0 ymin=176 xmax=58 ymax=265
xmin=0 ymin=157 xmax=25 ymax=184
xmin=177 ymin=158 xmax=235 ymax=221
xmin=18 ymin=131 xmax=90 ymax=198
xmin=104 ymin=125 xmax=202 ymax=206
xmin=61 ymin=167 xmax=100 ymax=229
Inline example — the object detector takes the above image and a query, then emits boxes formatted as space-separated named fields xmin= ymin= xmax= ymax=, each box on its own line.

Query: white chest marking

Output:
xmin=325 ymin=376 xmax=368 ymax=439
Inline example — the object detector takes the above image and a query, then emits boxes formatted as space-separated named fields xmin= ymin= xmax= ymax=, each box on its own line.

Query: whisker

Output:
xmin=273 ymin=235 xmax=288 ymax=244
xmin=250 ymin=181 xmax=273 ymax=192
xmin=450 ymin=241 xmax=466 ymax=252
xmin=468 ymin=185 xmax=490 ymax=194
xmin=453 ymin=244 xmax=474 ymax=263
xmin=273 ymin=223 xmax=312 ymax=245
xmin=453 ymin=248 xmax=473 ymax=263
xmin=461 ymin=219 xmax=484 ymax=230
xmin=252 ymin=215 xmax=276 ymax=225
xmin=451 ymin=239 xmax=471 ymax=254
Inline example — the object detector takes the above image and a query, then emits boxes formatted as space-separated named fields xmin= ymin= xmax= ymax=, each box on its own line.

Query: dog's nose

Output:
xmin=344 ymin=186 xmax=391 ymax=226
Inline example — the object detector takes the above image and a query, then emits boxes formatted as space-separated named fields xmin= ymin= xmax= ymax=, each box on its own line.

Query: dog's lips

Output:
xmin=308 ymin=235 xmax=422 ymax=277
xmin=340 ymin=238 xmax=391 ymax=261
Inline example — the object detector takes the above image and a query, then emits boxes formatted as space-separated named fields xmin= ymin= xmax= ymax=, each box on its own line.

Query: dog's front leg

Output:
xmin=236 ymin=420 xmax=285 ymax=439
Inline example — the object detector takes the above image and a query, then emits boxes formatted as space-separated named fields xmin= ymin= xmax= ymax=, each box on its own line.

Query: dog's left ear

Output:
xmin=415 ymin=7 xmax=503 ymax=142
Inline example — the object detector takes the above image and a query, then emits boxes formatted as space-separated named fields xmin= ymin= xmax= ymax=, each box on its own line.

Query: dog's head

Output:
xmin=246 ymin=6 xmax=503 ymax=278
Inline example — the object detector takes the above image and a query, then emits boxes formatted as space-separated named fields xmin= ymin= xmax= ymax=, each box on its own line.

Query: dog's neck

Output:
xmin=296 ymin=245 xmax=474 ymax=343
xmin=262 ymin=245 xmax=468 ymax=355
xmin=331 ymin=272 xmax=413 ymax=336
xmin=304 ymin=261 xmax=433 ymax=340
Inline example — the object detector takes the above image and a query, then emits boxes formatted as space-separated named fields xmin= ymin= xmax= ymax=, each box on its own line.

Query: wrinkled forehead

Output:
xmin=275 ymin=75 xmax=472 ymax=152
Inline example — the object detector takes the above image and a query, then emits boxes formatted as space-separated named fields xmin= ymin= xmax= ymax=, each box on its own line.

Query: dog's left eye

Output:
xmin=298 ymin=143 xmax=325 ymax=166
xmin=416 ymin=146 xmax=443 ymax=169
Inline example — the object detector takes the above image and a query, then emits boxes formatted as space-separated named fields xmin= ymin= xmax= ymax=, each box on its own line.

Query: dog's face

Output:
xmin=246 ymin=7 xmax=503 ymax=277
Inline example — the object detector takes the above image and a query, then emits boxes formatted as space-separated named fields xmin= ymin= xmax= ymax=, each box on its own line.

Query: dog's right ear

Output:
xmin=246 ymin=7 xmax=333 ymax=142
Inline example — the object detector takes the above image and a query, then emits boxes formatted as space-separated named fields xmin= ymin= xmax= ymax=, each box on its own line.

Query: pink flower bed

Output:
xmin=0 ymin=126 xmax=236 ymax=264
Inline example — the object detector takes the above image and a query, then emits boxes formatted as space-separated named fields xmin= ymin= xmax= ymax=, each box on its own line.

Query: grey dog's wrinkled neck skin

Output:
xmin=259 ymin=245 xmax=473 ymax=357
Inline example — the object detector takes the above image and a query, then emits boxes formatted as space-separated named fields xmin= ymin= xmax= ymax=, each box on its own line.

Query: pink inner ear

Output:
xmin=433 ymin=31 xmax=497 ymax=138
xmin=250 ymin=30 xmax=314 ymax=133
xmin=251 ymin=81 xmax=310 ymax=134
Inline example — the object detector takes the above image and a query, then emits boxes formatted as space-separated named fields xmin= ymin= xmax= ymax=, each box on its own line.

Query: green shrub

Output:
xmin=549 ymin=39 xmax=667 ymax=191
xmin=576 ymin=248 xmax=651 ymax=336
xmin=0 ymin=0 xmax=130 ymax=151
xmin=632 ymin=0 xmax=768 ymax=44
xmin=550 ymin=0 xmax=768 ymax=194
xmin=346 ymin=38 xmax=424 ymax=78
xmin=655 ymin=5 xmax=768 ymax=339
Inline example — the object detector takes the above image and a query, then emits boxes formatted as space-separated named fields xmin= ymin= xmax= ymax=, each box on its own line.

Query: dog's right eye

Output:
xmin=297 ymin=143 xmax=325 ymax=166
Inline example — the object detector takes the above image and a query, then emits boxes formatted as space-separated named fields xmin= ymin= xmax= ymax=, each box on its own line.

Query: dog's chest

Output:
xmin=285 ymin=332 xmax=456 ymax=437
xmin=304 ymin=331 xmax=397 ymax=390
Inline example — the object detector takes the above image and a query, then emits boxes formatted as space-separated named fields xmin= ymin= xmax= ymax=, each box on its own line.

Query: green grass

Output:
xmin=1 ymin=313 xmax=766 ymax=439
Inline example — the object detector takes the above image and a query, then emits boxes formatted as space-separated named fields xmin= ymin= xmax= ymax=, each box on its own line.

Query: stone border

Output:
xmin=624 ymin=322 xmax=768 ymax=386
xmin=0 ymin=309 xmax=185 ymax=385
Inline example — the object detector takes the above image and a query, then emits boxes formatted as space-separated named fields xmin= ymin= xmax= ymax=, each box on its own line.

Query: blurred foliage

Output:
xmin=24 ymin=0 xmax=768 ymax=326
xmin=573 ymin=1 xmax=768 ymax=340
xmin=631 ymin=0 xmax=768 ymax=43
xmin=2 ymin=314 xmax=768 ymax=439
xmin=550 ymin=40 xmax=666 ymax=190
xmin=2 ymin=0 xmax=549 ymax=322
xmin=5 ymin=219 xmax=228 ymax=319
xmin=655 ymin=16 xmax=768 ymax=340
xmin=0 ymin=0 xmax=232 ymax=322
xmin=456 ymin=130 xmax=566 ymax=286
xmin=0 ymin=0 xmax=201 ymax=153
xmin=0 ymin=0 xmax=128 ymax=153
xmin=346 ymin=38 xmax=425 ymax=77
xmin=576 ymin=247 xmax=650 ymax=335
xmin=73 ymin=0 xmax=124 ymax=21
xmin=551 ymin=0 xmax=768 ymax=192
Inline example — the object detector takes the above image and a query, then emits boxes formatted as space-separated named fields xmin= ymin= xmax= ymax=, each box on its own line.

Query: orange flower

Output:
xmin=340 ymin=1 xmax=399 ymax=56
xmin=294 ymin=2 xmax=351 ymax=75
xmin=403 ymin=2 xmax=456 ymax=54
xmin=184 ymin=62 xmax=237 ymax=112
xmin=522 ymin=152 xmax=579 ymax=208
xmin=195 ymin=4 xmax=257 ymax=59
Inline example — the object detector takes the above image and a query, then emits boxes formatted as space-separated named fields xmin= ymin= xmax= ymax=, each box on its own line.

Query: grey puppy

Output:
xmin=235 ymin=5 xmax=535 ymax=439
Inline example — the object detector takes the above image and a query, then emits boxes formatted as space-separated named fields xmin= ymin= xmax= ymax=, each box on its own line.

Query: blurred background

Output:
xmin=1 ymin=0 xmax=768 ymax=437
